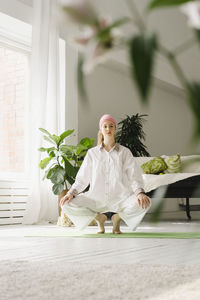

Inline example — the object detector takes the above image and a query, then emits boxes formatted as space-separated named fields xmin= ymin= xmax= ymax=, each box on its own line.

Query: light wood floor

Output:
xmin=1 ymin=221 xmax=200 ymax=265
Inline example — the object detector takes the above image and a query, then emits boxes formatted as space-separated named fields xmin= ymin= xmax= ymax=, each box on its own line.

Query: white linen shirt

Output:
xmin=68 ymin=143 xmax=145 ymax=212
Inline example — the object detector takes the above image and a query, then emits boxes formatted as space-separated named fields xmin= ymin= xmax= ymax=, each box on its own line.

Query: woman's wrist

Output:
xmin=135 ymin=188 xmax=146 ymax=197
xmin=68 ymin=188 xmax=78 ymax=197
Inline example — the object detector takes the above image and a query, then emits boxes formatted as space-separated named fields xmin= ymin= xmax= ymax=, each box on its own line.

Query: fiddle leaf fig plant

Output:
xmin=38 ymin=128 xmax=94 ymax=195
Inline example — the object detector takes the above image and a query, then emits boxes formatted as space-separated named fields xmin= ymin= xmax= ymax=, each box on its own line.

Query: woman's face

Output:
xmin=101 ymin=121 xmax=116 ymax=139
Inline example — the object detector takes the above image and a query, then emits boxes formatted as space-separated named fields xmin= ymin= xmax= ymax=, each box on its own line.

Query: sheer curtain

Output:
xmin=23 ymin=0 xmax=61 ymax=224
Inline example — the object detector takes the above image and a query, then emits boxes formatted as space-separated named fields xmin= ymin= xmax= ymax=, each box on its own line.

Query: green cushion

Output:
xmin=141 ymin=157 xmax=167 ymax=174
xmin=163 ymin=153 xmax=181 ymax=173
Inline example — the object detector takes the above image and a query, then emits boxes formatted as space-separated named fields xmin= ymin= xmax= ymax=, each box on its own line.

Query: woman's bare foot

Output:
xmin=95 ymin=213 xmax=107 ymax=234
xmin=111 ymin=214 xmax=122 ymax=234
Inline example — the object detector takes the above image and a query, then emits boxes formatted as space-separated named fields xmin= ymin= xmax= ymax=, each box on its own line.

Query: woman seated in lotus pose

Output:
xmin=60 ymin=114 xmax=151 ymax=234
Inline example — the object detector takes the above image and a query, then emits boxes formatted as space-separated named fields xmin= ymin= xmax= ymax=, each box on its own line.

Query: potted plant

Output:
xmin=38 ymin=128 xmax=94 ymax=216
xmin=115 ymin=114 xmax=150 ymax=157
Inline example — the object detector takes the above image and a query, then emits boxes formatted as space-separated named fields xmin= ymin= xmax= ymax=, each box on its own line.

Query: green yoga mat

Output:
xmin=25 ymin=232 xmax=200 ymax=239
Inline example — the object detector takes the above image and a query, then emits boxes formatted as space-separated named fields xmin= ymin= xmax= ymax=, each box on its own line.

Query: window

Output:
xmin=0 ymin=45 xmax=29 ymax=173
xmin=0 ymin=12 xmax=31 ymax=179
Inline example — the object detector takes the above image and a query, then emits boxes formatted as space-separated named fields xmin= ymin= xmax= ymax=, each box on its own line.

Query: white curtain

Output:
xmin=23 ymin=0 xmax=61 ymax=224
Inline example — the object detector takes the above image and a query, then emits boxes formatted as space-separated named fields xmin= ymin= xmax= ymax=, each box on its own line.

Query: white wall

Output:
xmin=78 ymin=60 xmax=200 ymax=156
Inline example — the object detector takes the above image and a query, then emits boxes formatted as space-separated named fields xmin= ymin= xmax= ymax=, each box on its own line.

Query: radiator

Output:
xmin=0 ymin=180 xmax=30 ymax=225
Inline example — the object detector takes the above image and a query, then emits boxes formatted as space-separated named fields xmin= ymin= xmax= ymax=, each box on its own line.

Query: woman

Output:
xmin=60 ymin=114 xmax=151 ymax=234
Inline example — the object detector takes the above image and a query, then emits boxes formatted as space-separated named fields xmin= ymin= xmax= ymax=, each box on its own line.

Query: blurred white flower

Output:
xmin=181 ymin=1 xmax=200 ymax=29
xmin=68 ymin=16 xmax=124 ymax=73
xmin=68 ymin=27 xmax=95 ymax=51
xmin=62 ymin=1 xmax=127 ymax=73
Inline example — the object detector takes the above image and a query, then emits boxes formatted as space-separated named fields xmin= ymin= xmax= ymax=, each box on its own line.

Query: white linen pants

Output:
xmin=61 ymin=193 xmax=151 ymax=231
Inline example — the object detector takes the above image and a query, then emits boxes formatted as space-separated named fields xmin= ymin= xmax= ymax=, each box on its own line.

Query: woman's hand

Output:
xmin=60 ymin=192 xmax=73 ymax=207
xmin=137 ymin=193 xmax=151 ymax=209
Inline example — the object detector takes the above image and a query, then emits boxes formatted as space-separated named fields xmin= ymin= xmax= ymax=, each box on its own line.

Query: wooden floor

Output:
xmin=1 ymin=221 xmax=200 ymax=265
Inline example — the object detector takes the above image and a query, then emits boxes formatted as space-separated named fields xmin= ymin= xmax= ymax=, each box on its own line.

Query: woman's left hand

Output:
xmin=137 ymin=193 xmax=151 ymax=209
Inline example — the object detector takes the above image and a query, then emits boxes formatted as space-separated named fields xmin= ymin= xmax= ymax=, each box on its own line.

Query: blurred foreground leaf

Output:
xmin=150 ymin=185 xmax=168 ymax=223
xmin=129 ymin=33 xmax=157 ymax=102
xmin=187 ymin=82 xmax=200 ymax=141
xmin=195 ymin=29 xmax=200 ymax=44
xmin=78 ymin=55 xmax=88 ymax=101
xmin=148 ymin=0 xmax=195 ymax=10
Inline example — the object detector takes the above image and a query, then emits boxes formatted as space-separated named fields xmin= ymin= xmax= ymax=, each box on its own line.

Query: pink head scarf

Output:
xmin=99 ymin=114 xmax=117 ymax=130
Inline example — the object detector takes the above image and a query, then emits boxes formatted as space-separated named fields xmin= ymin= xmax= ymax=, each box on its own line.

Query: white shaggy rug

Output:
xmin=1 ymin=260 xmax=200 ymax=300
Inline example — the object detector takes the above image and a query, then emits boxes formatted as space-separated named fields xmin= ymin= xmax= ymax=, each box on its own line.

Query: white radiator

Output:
xmin=0 ymin=180 xmax=30 ymax=225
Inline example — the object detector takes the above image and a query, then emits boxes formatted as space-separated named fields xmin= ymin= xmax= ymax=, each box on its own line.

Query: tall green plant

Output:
xmin=116 ymin=114 xmax=150 ymax=157
xmin=38 ymin=128 xmax=94 ymax=195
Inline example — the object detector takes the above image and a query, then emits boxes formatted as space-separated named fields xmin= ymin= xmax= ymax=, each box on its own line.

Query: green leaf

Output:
xmin=60 ymin=145 xmax=76 ymax=151
xmin=42 ymin=164 xmax=56 ymax=180
xmin=149 ymin=185 xmax=167 ymax=223
xmin=77 ymin=151 xmax=87 ymax=159
xmin=49 ymin=151 xmax=56 ymax=158
xmin=96 ymin=17 xmax=129 ymax=42
xmin=64 ymin=174 xmax=75 ymax=186
xmin=76 ymin=160 xmax=83 ymax=167
xmin=46 ymin=168 xmax=53 ymax=179
xmin=187 ymin=82 xmax=200 ymax=141
xmin=52 ymin=183 xmax=64 ymax=195
xmin=195 ymin=29 xmax=200 ymax=44
xmin=39 ymin=157 xmax=53 ymax=169
xmin=76 ymin=144 xmax=87 ymax=155
xmin=60 ymin=145 xmax=76 ymax=159
xmin=38 ymin=147 xmax=56 ymax=153
xmin=60 ymin=130 xmax=75 ymax=143
xmin=39 ymin=128 xmax=57 ymax=145
xmin=44 ymin=135 xmax=56 ymax=145
xmin=78 ymin=55 xmax=88 ymax=102
xmin=38 ymin=147 xmax=47 ymax=152
xmin=129 ymin=33 xmax=157 ymax=102
xmin=49 ymin=165 xmax=65 ymax=184
xmin=62 ymin=155 xmax=77 ymax=178
xmin=51 ymin=134 xmax=61 ymax=145
xmin=39 ymin=128 xmax=52 ymax=137
xmin=46 ymin=147 xmax=56 ymax=153
xmin=79 ymin=137 xmax=94 ymax=148
xmin=148 ymin=0 xmax=195 ymax=10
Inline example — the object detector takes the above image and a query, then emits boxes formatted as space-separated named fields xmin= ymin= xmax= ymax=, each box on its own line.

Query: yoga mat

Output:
xmin=25 ymin=232 xmax=200 ymax=239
